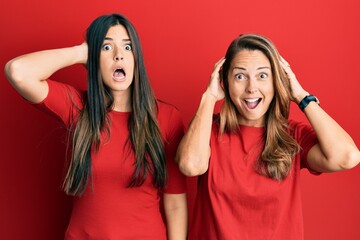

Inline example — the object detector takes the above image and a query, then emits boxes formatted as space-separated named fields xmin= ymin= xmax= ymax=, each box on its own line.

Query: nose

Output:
xmin=114 ymin=48 xmax=124 ymax=61
xmin=246 ymin=78 xmax=257 ymax=94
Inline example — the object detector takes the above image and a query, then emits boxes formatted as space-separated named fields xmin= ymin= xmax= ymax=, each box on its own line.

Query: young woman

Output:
xmin=5 ymin=13 xmax=187 ymax=240
xmin=177 ymin=34 xmax=360 ymax=239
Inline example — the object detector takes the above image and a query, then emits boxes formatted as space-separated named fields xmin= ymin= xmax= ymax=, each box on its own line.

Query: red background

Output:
xmin=1 ymin=0 xmax=360 ymax=239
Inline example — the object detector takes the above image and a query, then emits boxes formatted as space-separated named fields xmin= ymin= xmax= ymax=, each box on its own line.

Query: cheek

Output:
xmin=228 ymin=88 xmax=242 ymax=107
xmin=260 ymin=79 xmax=274 ymax=96
xmin=130 ymin=56 xmax=135 ymax=69
xmin=99 ymin=56 xmax=109 ymax=72
xmin=228 ymin=81 xmax=243 ymax=98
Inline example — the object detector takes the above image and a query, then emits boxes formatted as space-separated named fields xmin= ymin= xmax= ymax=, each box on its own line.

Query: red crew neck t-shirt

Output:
xmin=189 ymin=119 xmax=318 ymax=240
xmin=33 ymin=80 xmax=186 ymax=239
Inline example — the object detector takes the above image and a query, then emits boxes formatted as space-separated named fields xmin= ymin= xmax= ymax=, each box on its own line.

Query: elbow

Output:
xmin=178 ymin=155 xmax=208 ymax=177
xmin=339 ymin=150 xmax=360 ymax=170
xmin=5 ymin=59 xmax=26 ymax=86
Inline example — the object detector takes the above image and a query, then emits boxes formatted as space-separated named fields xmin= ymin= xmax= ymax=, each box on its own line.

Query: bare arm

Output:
xmin=177 ymin=58 xmax=225 ymax=176
xmin=164 ymin=193 xmax=188 ymax=240
xmin=5 ymin=43 xmax=88 ymax=103
xmin=280 ymin=57 xmax=360 ymax=172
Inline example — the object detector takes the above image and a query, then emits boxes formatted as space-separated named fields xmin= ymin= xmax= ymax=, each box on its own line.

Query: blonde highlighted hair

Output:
xmin=220 ymin=34 xmax=299 ymax=180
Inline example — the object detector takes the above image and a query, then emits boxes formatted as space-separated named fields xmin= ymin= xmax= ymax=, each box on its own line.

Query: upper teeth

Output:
xmin=245 ymin=98 xmax=259 ymax=103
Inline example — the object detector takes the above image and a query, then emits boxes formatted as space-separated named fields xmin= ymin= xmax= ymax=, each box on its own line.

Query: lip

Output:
xmin=112 ymin=65 xmax=126 ymax=82
xmin=243 ymin=98 xmax=262 ymax=110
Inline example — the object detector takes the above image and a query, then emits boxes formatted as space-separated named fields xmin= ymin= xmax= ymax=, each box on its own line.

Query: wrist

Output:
xmin=201 ymin=91 xmax=218 ymax=110
xmin=203 ymin=90 xmax=219 ymax=104
xmin=74 ymin=44 xmax=88 ymax=65
xmin=298 ymin=94 xmax=320 ymax=111
xmin=294 ymin=91 xmax=309 ymax=104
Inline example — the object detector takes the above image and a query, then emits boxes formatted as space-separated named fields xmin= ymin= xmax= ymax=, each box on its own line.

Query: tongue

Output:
xmin=113 ymin=71 xmax=125 ymax=80
xmin=246 ymin=101 xmax=259 ymax=109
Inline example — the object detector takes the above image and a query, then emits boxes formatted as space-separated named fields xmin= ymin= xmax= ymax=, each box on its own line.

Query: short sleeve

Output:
xmin=289 ymin=120 xmax=320 ymax=174
xmin=158 ymin=102 xmax=187 ymax=194
xmin=31 ymin=79 xmax=83 ymax=127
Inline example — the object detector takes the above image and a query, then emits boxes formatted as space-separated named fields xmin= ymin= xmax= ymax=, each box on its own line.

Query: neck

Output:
xmin=112 ymin=98 xmax=131 ymax=112
xmin=237 ymin=116 xmax=265 ymax=128
xmin=111 ymin=90 xmax=132 ymax=112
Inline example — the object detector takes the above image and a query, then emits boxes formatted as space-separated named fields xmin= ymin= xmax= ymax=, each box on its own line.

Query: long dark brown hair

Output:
xmin=63 ymin=13 xmax=166 ymax=195
xmin=220 ymin=34 xmax=300 ymax=180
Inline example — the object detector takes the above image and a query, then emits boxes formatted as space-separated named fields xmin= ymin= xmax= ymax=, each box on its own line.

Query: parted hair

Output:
xmin=220 ymin=34 xmax=300 ymax=180
xmin=63 ymin=13 xmax=166 ymax=195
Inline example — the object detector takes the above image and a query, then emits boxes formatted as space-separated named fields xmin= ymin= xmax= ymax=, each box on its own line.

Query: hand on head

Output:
xmin=206 ymin=57 xmax=226 ymax=101
xmin=279 ymin=56 xmax=308 ymax=103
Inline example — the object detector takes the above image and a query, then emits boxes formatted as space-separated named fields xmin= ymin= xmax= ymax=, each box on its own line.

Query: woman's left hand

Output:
xmin=279 ymin=56 xmax=308 ymax=104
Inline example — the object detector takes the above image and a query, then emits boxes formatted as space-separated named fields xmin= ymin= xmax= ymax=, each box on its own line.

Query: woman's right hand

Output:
xmin=205 ymin=57 xmax=226 ymax=102
xmin=78 ymin=42 xmax=88 ymax=66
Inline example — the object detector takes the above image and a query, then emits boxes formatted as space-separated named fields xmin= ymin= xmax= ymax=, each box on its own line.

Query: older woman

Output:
xmin=177 ymin=34 xmax=360 ymax=240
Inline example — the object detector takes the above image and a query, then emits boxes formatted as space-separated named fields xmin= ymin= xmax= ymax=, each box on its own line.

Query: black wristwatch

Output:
xmin=298 ymin=94 xmax=320 ymax=111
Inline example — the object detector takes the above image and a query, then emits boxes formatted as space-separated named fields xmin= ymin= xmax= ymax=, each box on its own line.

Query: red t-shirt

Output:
xmin=33 ymin=80 xmax=186 ymax=239
xmin=189 ymin=119 xmax=318 ymax=240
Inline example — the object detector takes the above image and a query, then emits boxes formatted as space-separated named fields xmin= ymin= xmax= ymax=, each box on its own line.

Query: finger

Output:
xmin=279 ymin=56 xmax=291 ymax=68
xmin=214 ymin=57 xmax=226 ymax=70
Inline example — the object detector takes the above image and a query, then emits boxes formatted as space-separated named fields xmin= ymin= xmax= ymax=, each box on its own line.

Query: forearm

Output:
xmin=177 ymin=92 xmax=216 ymax=176
xmin=164 ymin=193 xmax=188 ymax=240
xmin=280 ymin=57 xmax=360 ymax=171
xmin=5 ymin=44 xmax=87 ymax=102
xmin=304 ymin=101 xmax=360 ymax=171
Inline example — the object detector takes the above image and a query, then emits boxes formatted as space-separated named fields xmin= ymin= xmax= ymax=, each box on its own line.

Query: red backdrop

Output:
xmin=1 ymin=0 xmax=360 ymax=239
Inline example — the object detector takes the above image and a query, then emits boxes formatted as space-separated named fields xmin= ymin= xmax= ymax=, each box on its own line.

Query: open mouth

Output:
xmin=244 ymin=98 xmax=261 ymax=109
xmin=113 ymin=68 xmax=126 ymax=81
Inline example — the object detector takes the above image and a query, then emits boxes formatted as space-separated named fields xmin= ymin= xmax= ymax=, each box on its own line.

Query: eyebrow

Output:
xmin=104 ymin=37 xmax=131 ymax=42
xmin=233 ymin=66 xmax=270 ymax=71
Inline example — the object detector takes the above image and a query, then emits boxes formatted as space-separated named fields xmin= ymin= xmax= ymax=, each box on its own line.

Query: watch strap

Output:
xmin=298 ymin=94 xmax=319 ymax=111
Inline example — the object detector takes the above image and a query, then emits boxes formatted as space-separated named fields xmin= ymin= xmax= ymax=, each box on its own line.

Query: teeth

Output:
xmin=115 ymin=68 xmax=125 ymax=75
xmin=244 ymin=98 xmax=260 ymax=103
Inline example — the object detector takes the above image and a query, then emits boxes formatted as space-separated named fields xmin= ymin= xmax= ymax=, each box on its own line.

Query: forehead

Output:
xmin=105 ymin=24 xmax=130 ymax=39
xmin=231 ymin=49 xmax=270 ymax=68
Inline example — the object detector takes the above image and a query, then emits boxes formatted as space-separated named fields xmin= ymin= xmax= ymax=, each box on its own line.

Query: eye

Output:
xmin=259 ymin=73 xmax=268 ymax=79
xmin=102 ymin=44 xmax=112 ymax=51
xmin=234 ymin=73 xmax=246 ymax=80
xmin=124 ymin=44 xmax=132 ymax=51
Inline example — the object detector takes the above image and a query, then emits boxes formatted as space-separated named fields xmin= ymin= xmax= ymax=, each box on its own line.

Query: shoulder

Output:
xmin=47 ymin=79 xmax=86 ymax=106
xmin=288 ymin=119 xmax=313 ymax=136
xmin=156 ymin=99 xmax=184 ymax=139
xmin=288 ymin=119 xmax=317 ymax=148
xmin=156 ymin=99 xmax=182 ymax=123
xmin=35 ymin=79 xmax=86 ymax=125
xmin=157 ymin=99 xmax=180 ymax=114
